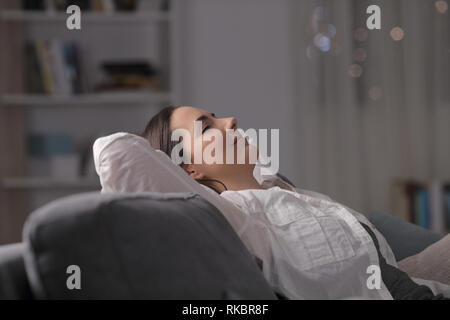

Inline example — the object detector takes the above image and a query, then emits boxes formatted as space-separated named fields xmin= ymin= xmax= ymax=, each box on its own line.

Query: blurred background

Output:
xmin=0 ymin=0 xmax=449 ymax=244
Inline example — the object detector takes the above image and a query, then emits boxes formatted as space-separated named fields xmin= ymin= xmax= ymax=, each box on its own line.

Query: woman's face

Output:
xmin=170 ymin=106 xmax=256 ymax=182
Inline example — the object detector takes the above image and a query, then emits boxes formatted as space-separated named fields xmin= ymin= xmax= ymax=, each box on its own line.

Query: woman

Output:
xmin=142 ymin=105 xmax=449 ymax=300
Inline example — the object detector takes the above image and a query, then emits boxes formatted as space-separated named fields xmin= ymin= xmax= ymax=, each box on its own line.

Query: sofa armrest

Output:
xmin=369 ymin=211 xmax=444 ymax=261
xmin=0 ymin=243 xmax=33 ymax=300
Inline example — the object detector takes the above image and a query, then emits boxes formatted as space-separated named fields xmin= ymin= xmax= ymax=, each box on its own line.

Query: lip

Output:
xmin=234 ymin=134 xmax=248 ymax=146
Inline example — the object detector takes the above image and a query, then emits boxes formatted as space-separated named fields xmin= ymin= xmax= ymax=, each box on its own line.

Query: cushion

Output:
xmin=93 ymin=132 xmax=248 ymax=236
xmin=398 ymin=234 xmax=450 ymax=285
xmin=22 ymin=192 xmax=277 ymax=300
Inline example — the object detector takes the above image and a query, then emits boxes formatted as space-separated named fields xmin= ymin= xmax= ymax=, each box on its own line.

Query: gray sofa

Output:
xmin=0 ymin=191 xmax=444 ymax=300
xmin=0 ymin=192 xmax=277 ymax=300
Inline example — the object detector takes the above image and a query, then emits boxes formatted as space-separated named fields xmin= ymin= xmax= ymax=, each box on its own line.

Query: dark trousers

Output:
xmin=360 ymin=223 xmax=448 ymax=300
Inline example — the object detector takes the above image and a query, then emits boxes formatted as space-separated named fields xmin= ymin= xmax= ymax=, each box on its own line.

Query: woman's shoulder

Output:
xmin=294 ymin=188 xmax=333 ymax=201
xmin=220 ymin=186 xmax=297 ymax=212
xmin=221 ymin=186 xmax=341 ymax=216
xmin=221 ymin=186 xmax=284 ymax=198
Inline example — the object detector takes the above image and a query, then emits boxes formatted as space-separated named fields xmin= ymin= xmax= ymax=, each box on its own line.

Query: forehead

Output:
xmin=170 ymin=106 xmax=207 ymax=130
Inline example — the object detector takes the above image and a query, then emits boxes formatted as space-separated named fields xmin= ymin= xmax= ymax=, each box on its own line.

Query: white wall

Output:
xmin=175 ymin=0 xmax=300 ymax=185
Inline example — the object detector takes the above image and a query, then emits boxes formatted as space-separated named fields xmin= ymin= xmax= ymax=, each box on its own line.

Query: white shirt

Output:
xmin=221 ymin=162 xmax=450 ymax=299
xmin=221 ymin=183 xmax=397 ymax=300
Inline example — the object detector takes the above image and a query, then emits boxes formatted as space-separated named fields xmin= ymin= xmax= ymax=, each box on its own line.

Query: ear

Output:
xmin=183 ymin=164 xmax=205 ymax=180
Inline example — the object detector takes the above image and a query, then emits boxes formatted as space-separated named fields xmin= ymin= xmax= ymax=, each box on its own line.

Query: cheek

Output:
xmin=187 ymin=136 xmax=203 ymax=162
xmin=231 ymin=138 xmax=250 ymax=163
xmin=202 ymin=134 xmax=226 ymax=161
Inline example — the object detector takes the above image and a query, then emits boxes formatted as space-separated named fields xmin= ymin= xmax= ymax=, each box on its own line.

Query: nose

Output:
xmin=224 ymin=117 xmax=237 ymax=131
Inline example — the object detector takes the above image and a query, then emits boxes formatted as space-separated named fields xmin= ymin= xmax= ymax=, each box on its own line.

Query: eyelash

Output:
xmin=202 ymin=125 xmax=210 ymax=133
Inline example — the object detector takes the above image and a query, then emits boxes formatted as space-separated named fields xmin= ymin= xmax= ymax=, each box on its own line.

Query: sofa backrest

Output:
xmin=19 ymin=192 xmax=276 ymax=300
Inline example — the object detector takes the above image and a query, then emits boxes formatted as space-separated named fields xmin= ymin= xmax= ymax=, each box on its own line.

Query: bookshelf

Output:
xmin=3 ymin=177 xmax=100 ymax=190
xmin=0 ymin=92 xmax=172 ymax=107
xmin=0 ymin=10 xmax=171 ymax=23
xmin=0 ymin=0 xmax=181 ymax=211
xmin=391 ymin=179 xmax=450 ymax=234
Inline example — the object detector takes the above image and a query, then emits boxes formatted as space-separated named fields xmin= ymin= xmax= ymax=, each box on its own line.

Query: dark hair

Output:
xmin=142 ymin=106 xmax=228 ymax=194
xmin=142 ymin=106 xmax=179 ymax=156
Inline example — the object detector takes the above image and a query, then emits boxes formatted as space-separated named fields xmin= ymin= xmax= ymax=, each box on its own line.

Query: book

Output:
xmin=22 ymin=0 xmax=45 ymax=10
xmin=138 ymin=0 xmax=164 ymax=11
xmin=392 ymin=179 xmax=450 ymax=232
xmin=61 ymin=43 xmax=83 ymax=94
xmin=415 ymin=188 xmax=429 ymax=229
xmin=54 ymin=0 xmax=91 ymax=11
xmin=24 ymin=42 xmax=45 ymax=93
xmin=445 ymin=186 xmax=450 ymax=231
xmin=24 ymin=40 xmax=83 ymax=95
xmin=404 ymin=181 xmax=421 ymax=223
xmin=96 ymin=60 xmax=160 ymax=91
xmin=49 ymin=40 xmax=73 ymax=95
xmin=45 ymin=0 xmax=56 ymax=12
xmin=429 ymin=181 xmax=446 ymax=233
xmin=27 ymin=133 xmax=73 ymax=157
xmin=91 ymin=0 xmax=116 ymax=12
xmin=91 ymin=0 xmax=105 ymax=11
xmin=113 ymin=0 xmax=137 ymax=11
xmin=391 ymin=180 xmax=411 ymax=222
xmin=102 ymin=0 xmax=116 ymax=13
xmin=35 ymin=41 xmax=56 ymax=94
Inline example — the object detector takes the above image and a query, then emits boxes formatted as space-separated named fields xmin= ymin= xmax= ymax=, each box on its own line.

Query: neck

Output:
xmin=221 ymin=171 xmax=263 ymax=192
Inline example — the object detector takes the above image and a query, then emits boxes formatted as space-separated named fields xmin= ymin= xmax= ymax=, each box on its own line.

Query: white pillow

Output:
xmin=93 ymin=132 xmax=248 ymax=235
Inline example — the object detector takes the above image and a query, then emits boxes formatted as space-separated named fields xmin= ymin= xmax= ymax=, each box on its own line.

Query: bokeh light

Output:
xmin=348 ymin=64 xmax=363 ymax=78
xmin=435 ymin=0 xmax=448 ymax=14
xmin=354 ymin=28 xmax=369 ymax=42
xmin=306 ymin=45 xmax=314 ymax=59
xmin=314 ymin=33 xmax=331 ymax=52
xmin=331 ymin=42 xmax=343 ymax=56
xmin=328 ymin=24 xmax=337 ymax=37
xmin=307 ymin=7 xmax=340 ymax=58
xmin=390 ymin=27 xmax=405 ymax=41
xmin=314 ymin=6 xmax=326 ymax=20
xmin=353 ymin=48 xmax=367 ymax=62
xmin=369 ymin=86 xmax=383 ymax=101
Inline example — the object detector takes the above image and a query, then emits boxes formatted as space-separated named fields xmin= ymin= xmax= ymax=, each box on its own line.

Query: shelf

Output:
xmin=2 ymin=177 xmax=101 ymax=190
xmin=0 ymin=10 xmax=171 ymax=23
xmin=0 ymin=92 xmax=172 ymax=107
